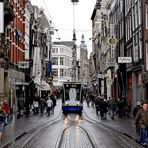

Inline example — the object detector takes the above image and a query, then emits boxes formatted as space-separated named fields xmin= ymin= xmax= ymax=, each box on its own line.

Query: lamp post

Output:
xmin=71 ymin=0 xmax=79 ymax=82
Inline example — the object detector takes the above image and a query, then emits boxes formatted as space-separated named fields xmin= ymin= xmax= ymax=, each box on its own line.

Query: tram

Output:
xmin=62 ymin=82 xmax=83 ymax=115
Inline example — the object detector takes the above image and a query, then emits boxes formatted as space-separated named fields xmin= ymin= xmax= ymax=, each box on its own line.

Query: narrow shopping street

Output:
xmin=0 ymin=0 xmax=148 ymax=147
xmin=0 ymin=99 xmax=142 ymax=148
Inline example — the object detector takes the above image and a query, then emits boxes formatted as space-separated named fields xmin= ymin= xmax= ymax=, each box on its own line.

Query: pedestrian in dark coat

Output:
xmin=108 ymin=98 xmax=117 ymax=119
xmin=86 ymin=94 xmax=91 ymax=107
xmin=50 ymin=94 xmax=57 ymax=113
xmin=39 ymin=98 xmax=47 ymax=115
xmin=94 ymin=95 xmax=101 ymax=115
xmin=117 ymin=98 xmax=124 ymax=118
xmin=133 ymin=101 xmax=143 ymax=134
xmin=99 ymin=98 xmax=108 ymax=119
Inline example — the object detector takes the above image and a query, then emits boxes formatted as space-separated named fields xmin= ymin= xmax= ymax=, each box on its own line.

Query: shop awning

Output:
xmin=33 ymin=74 xmax=50 ymax=91
xmin=35 ymin=81 xmax=50 ymax=91
xmin=39 ymin=81 xmax=51 ymax=91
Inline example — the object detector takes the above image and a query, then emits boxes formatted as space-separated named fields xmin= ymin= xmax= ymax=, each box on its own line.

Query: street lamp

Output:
xmin=71 ymin=0 xmax=79 ymax=82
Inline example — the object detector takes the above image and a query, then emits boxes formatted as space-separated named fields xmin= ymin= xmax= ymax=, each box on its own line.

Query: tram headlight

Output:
xmin=77 ymin=102 xmax=80 ymax=106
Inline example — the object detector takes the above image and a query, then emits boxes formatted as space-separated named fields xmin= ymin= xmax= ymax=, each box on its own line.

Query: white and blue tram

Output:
xmin=62 ymin=82 xmax=83 ymax=115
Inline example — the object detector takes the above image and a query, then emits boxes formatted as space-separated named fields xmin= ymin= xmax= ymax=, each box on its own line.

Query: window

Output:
xmin=52 ymin=48 xmax=58 ymax=53
xmin=135 ymin=2 xmax=138 ymax=27
xmin=139 ymin=30 xmax=142 ymax=59
xmin=60 ymin=57 xmax=64 ymax=65
xmin=60 ymin=69 xmax=64 ymax=77
xmin=132 ymin=6 xmax=136 ymax=30
xmin=60 ymin=48 xmax=63 ymax=53
xmin=138 ymin=0 xmax=141 ymax=25
xmin=55 ymin=48 xmax=58 ymax=53
xmin=52 ymin=68 xmax=58 ymax=77
xmin=146 ymin=3 xmax=148 ymax=28
xmin=52 ymin=57 xmax=58 ymax=65
xmin=52 ymin=48 xmax=55 ymax=53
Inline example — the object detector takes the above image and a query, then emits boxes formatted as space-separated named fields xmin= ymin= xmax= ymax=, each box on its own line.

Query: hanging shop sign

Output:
xmin=118 ymin=57 xmax=132 ymax=63
xmin=18 ymin=61 xmax=29 ymax=69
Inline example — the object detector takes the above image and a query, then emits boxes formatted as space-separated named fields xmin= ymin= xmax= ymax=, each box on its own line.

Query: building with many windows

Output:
xmin=51 ymin=42 xmax=73 ymax=87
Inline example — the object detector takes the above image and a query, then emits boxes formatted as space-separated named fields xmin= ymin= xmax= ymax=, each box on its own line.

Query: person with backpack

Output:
xmin=0 ymin=106 xmax=6 ymax=141
xmin=135 ymin=103 xmax=148 ymax=146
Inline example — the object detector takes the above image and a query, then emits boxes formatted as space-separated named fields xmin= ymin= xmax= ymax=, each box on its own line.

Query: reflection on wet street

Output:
xmin=60 ymin=114 xmax=94 ymax=148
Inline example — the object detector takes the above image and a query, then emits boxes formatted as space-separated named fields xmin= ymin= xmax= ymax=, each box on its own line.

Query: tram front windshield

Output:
xmin=64 ymin=84 xmax=81 ymax=101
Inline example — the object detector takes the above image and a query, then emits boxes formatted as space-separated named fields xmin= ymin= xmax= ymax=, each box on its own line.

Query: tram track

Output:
xmin=83 ymin=111 xmax=143 ymax=148
xmin=2 ymin=110 xmax=144 ymax=148
xmin=2 ymin=112 xmax=62 ymax=148
xmin=55 ymin=114 xmax=97 ymax=148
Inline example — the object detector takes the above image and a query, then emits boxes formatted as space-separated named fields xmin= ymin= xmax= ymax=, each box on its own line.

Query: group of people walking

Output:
xmin=0 ymin=93 xmax=57 ymax=142
xmin=29 ymin=94 xmax=56 ymax=117
xmin=17 ymin=93 xmax=57 ymax=119
xmin=85 ymin=92 xmax=128 ymax=120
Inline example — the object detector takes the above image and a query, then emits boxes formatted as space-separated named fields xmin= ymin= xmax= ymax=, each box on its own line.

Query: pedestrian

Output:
xmin=17 ymin=96 xmax=25 ymax=118
xmin=133 ymin=101 xmax=143 ymax=134
xmin=94 ymin=95 xmax=101 ymax=115
xmin=39 ymin=97 xmax=46 ymax=115
xmin=86 ymin=94 xmax=91 ymax=107
xmin=50 ymin=93 xmax=57 ymax=114
xmin=33 ymin=99 xmax=39 ymax=115
xmin=2 ymin=100 xmax=10 ymax=125
xmin=0 ymin=106 xmax=6 ymax=141
xmin=133 ymin=101 xmax=143 ymax=118
xmin=24 ymin=99 xmax=30 ymax=117
xmin=90 ymin=92 xmax=95 ymax=107
xmin=47 ymin=97 xmax=53 ymax=116
xmin=135 ymin=103 xmax=148 ymax=146
xmin=108 ymin=98 xmax=117 ymax=119
xmin=117 ymin=98 xmax=124 ymax=118
xmin=99 ymin=97 xmax=108 ymax=119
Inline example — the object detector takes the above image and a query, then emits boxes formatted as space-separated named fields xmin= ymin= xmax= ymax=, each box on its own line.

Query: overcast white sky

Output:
xmin=31 ymin=0 xmax=96 ymax=57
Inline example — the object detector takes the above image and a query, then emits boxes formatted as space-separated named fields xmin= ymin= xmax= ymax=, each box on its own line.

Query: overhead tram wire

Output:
xmin=41 ymin=0 xmax=61 ymax=40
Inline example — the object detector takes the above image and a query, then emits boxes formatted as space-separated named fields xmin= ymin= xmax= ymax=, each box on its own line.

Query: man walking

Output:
xmin=135 ymin=103 xmax=148 ymax=146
